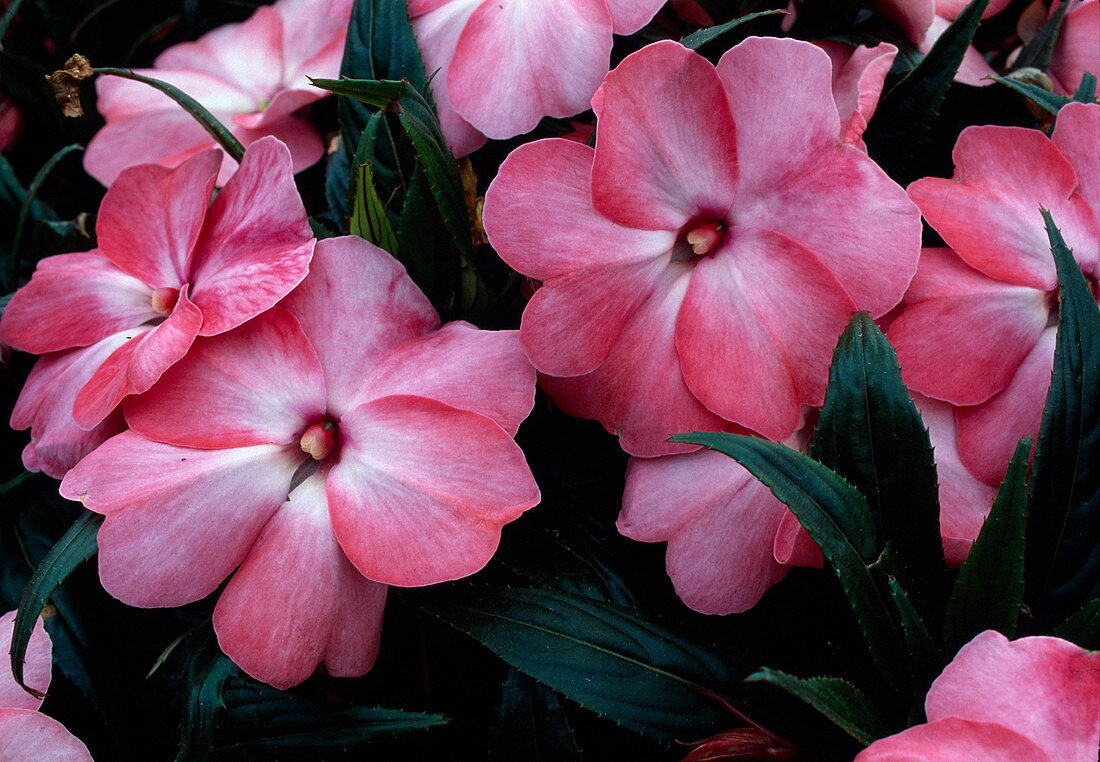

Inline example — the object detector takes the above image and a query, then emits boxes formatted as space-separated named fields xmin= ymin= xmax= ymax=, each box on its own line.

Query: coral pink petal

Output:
xmin=188 ymin=137 xmax=313 ymax=336
xmin=61 ymin=434 xmax=300 ymax=607
xmin=0 ymin=709 xmax=93 ymax=761
xmin=912 ymin=393 xmax=997 ymax=565
xmin=541 ymin=265 xmax=728 ymax=457
xmin=1052 ymin=102 xmax=1100 ymax=234
xmin=926 ymin=630 xmax=1100 ymax=761
xmin=774 ymin=511 xmax=823 ymax=567
xmin=606 ymin=0 xmax=666 ymax=33
xmin=619 ymin=450 xmax=791 ymax=614
xmin=956 ymin=328 xmax=1056 ymax=485
xmin=123 ymin=308 xmax=325 ymax=449
xmin=281 ymin=237 xmax=440 ymax=417
xmin=1049 ymin=0 xmax=1100 ymax=96
xmin=84 ymin=110 xmax=224 ymax=189
xmin=936 ymin=0 xmax=1012 ymax=18
xmin=449 ymin=0 xmax=612 ymax=140
xmin=0 ymin=611 xmax=51 ymax=710
xmin=889 ymin=264 xmax=1049 ymax=405
xmin=72 ymin=290 xmax=202 ymax=430
xmin=678 ymin=229 xmax=855 ymax=441
xmin=908 ymin=126 xmax=1098 ymax=290
xmin=235 ymin=115 xmax=325 ymax=179
xmin=96 ymin=150 xmax=221 ymax=285
xmin=716 ymin=38 xmax=839 ymax=202
xmin=484 ymin=138 xmax=674 ymax=279
xmin=854 ymin=716 xmax=1051 ymax=761
xmin=213 ymin=474 xmax=385 ymax=690
xmin=520 ymin=256 xmax=670 ymax=377
xmin=918 ymin=15 xmax=996 ymax=87
xmin=0 ymin=252 xmax=155 ymax=354
xmin=361 ymin=323 xmax=535 ymax=436
xmin=817 ymin=41 xmax=898 ymax=147
xmin=327 ymin=395 xmax=540 ymax=587
xmin=740 ymin=144 xmax=921 ymax=316
xmin=592 ymin=41 xmax=738 ymax=231
xmin=10 ymin=340 xmax=129 ymax=478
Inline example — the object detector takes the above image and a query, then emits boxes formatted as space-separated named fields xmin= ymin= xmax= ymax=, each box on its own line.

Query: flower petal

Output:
xmin=1052 ymin=102 xmax=1100 ymax=239
xmin=1049 ymin=0 xmax=1100 ymax=96
xmin=0 ymin=709 xmax=93 ymax=761
xmin=855 ymin=716 xmax=1051 ymax=761
xmin=0 ymin=611 xmax=51 ymax=711
xmin=606 ymin=0 xmax=666 ymax=33
xmin=816 ymin=41 xmax=898 ymax=148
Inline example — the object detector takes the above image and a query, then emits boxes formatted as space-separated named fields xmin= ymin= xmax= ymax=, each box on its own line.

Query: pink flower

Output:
xmin=0 ymin=93 xmax=23 ymax=152
xmin=815 ymin=41 xmax=898 ymax=149
xmin=59 ymin=236 xmax=539 ymax=690
xmin=0 ymin=137 xmax=314 ymax=478
xmin=484 ymin=38 xmax=921 ymax=456
xmin=407 ymin=0 xmax=666 ymax=157
xmin=0 ymin=611 xmax=94 ymax=760
xmin=84 ymin=0 xmax=351 ymax=186
xmin=889 ymin=104 xmax=1100 ymax=485
xmin=855 ymin=630 xmax=1100 ymax=761
xmin=1049 ymin=0 xmax=1099 ymax=96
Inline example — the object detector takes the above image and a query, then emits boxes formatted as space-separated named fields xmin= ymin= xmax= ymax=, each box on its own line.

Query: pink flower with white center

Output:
xmin=59 ymin=236 xmax=539 ymax=690
xmin=1048 ymin=0 xmax=1099 ymax=96
xmin=0 ymin=611 xmax=94 ymax=760
xmin=855 ymin=630 xmax=1100 ymax=761
xmin=484 ymin=38 xmax=921 ymax=457
xmin=84 ymin=0 xmax=352 ymax=186
xmin=0 ymin=137 xmax=314 ymax=478
xmin=889 ymin=104 xmax=1100 ymax=485
xmin=407 ymin=0 xmax=666 ymax=157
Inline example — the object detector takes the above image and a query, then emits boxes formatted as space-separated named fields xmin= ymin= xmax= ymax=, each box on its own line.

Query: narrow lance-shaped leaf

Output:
xmin=1051 ymin=596 xmax=1100 ymax=650
xmin=991 ymin=75 xmax=1074 ymax=117
xmin=882 ymin=575 xmax=944 ymax=701
xmin=177 ymin=647 xmax=237 ymax=762
xmin=671 ymin=432 xmax=907 ymax=689
xmin=349 ymin=163 xmax=398 ymax=254
xmin=679 ymin=9 xmax=788 ymax=50
xmin=812 ymin=312 xmax=945 ymax=625
xmin=10 ymin=509 xmax=102 ymax=696
xmin=1025 ymin=210 xmax=1100 ymax=626
xmin=1013 ymin=0 xmax=1073 ymax=71
xmin=11 ymin=143 xmax=82 ymax=288
xmin=409 ymin=585 xmax=746 ymax=743
xmin=1073 ymin=72 xmax=1097 ymax=103
xmin=944 ymin=437 xmax=1030 ymax=652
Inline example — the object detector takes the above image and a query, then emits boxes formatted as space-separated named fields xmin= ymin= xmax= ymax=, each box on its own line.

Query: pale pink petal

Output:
xmin=94 ymin=68 xmax=255 ymax=120
xmin=926 ymin=630 xmax=1100 ymax=761
xmin=123 ymin=308 xmax=325 ymax=449
xmin=606 ymin=0 xmax=666 ymax=33
xmin=449 ymin=0 xmax=612 ymax=140
xmin=213 ymin=474 xmax=385 ymax=690
xmin=281 ymin=237 xmax=440 ymax=417
xmin=918 ymin=15 xmax=998 ymax=87
xmin=908 ymin=126 xmax=1100 ymax=290
xmin=188 ymin=137 xmax=314 ymax=336
xmin=234 ymin=115 xmax=326 ymax=180
xmin=360 ymin=323 xmax=534 ymax=436
xmin=677 ymin=229 xmax=856 ymax=441
xmin=619 ymin=450 xmax=792 ymax=614
xmin=1052 ymin=102 xmax=1100 ymax=232
xmin=591 ymin=40 xmax=738 ymax=231
xmin=0 ymin=252 xmax=155 ymax=354
xmin=855 ymin=716 xmax=1051 ymax=761
xmin=0 ymin=611 xmax=50 ymax=711
xmin=276 ymin=0 xmax=350 ymax=86
xmin=956 ymin=328 xmax=1056 ymax=485
xmin=327 ymin=395 xmax=540 ymax=587
xmin=816 ymin=41 xmax=898 ymax=148
xmin=716 ymin=38 xmax=839 ymax=207
xmin=72 ymin=290 xmax=203 ymax=430
xmin=889 ymin=253 xmax=1050 ymax=405
xmin=1049 ymin=0 xmax=1100 ymax=96
xmin=0 ymin=709 xmax=93 ymax=761
xmin=483 ymin=138 xmax=674 ymax=279
xmin=540 ymin=265 xmax=728 ymax=457
xmin=10 ymin=340 xmax=129 ymax=478
xmin=236 ymin=89 xmax=320 ymax=129
xmin=936 ymin=0 xmax=1013 ymax=18
xmin=95 ymin=150 xmax=221 ymax=286
xmin=773 ymin=511 xmax=823 ymax=567
xmin=60 ymin=434 xmax=300 ymax=607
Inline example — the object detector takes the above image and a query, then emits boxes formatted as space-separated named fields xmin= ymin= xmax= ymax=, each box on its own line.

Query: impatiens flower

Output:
xmin=59 ymin=236 xmax=539 ymax=690
xmin=84 ymin=0 xmax=351 ymax=186
xmin=855 ymin=630 xmax=1100 ymax=761
xmin=485 ymin=38 xmax=921 ymax=456
xmin=889 ymin=104 xmax=1100 ymax=485
xmin=0 ymin=611 xmax=94 ymax=760
xmin=815 ymin=41 xmax=898 ymax=149
xmin=1048 ymin=0 xmax=1099 ymax=96
xmin=0 ymin=137 xmax=314 ymax=478
xmin=407 ymin=0 xmax=666 ymax=157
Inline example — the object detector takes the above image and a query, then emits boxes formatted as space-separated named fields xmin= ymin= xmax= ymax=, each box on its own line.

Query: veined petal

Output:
xmin=816 ymin=41 xmax=898 ymax=148
xmin=234 ymin=115 xmax=326 ymax=180
xmin=592 ymin=40 xmax=738 ymax=231
xmin=773 ymin=510 xmax=823 ymax=567
xmin=0 ymin=611 xmax=51 ymax=711
xmin=213 ymin=473 xmax=386 ymax=690
xmin=60 ymin=435 xmax=300 ymax=607
xmin=606 ymin=0 xmax=666 ymax=33
xmin=1052 ymin=102 xmax=1100 ymax=244
xmin=855 ymin=717 xmax=1050 ymax=761
xmin=1048 ymin=0 xmax=1100 ymax=96
xmin=328 ymin=395 xmax=539 ymax=587
xmin=0 ymin=710 xmax=93 ymax=761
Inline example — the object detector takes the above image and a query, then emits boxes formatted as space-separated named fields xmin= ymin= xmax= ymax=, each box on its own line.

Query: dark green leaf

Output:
xmin=177 ymin=647 xmax=237 ymax=762
xmin=11 ymin=143 xmax=83 ymax=287
xmin=883 ymin=575 xmax=943 ymax=698
xmin=1013 ymin=0 xmax=1073 ymax=71
xmin=10 ymin=509 xmax=101 ymax=696
xmin=411 ymin=585 xmax=745 ymax=743
xmin=1051 ymin=596 xmax=1100 ymax=649
xmin=679 ymin=9 xmax=787 ymax=50
xmin=945 ymin=437 xmax=1030 ymax=651
xmin=746 ymin=668 xmax=890 ymax=745
xmin=1025 ymin=210 xmax=1100 ymax=625
xmin=349 ymin=163 xmax=398 ymax=253
xmin=397 ymin=157 xmax=461 ymax=311
xmin=812 ymin=312 xmax=945 ymax=623
xmin=671 ymin=432 xmax=905 ymax=688
xmin=491 ymin=669 xmax=581 ymax=762
xmin=93 ymin=68 xmax=244 ymax=162
xmin=1073 ymin=72 xmax=1097 ymax=103
xmin=992 ymin=75 xmax=1072 ymax=116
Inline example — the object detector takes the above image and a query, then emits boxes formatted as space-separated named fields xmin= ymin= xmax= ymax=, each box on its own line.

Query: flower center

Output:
xmin=300 ymin=420 xmax=338 ymax=460
xmin=674 ymin=218 xmax=727 ymax=261
xmin=150 ymin=286 xmax=180 ymax=315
